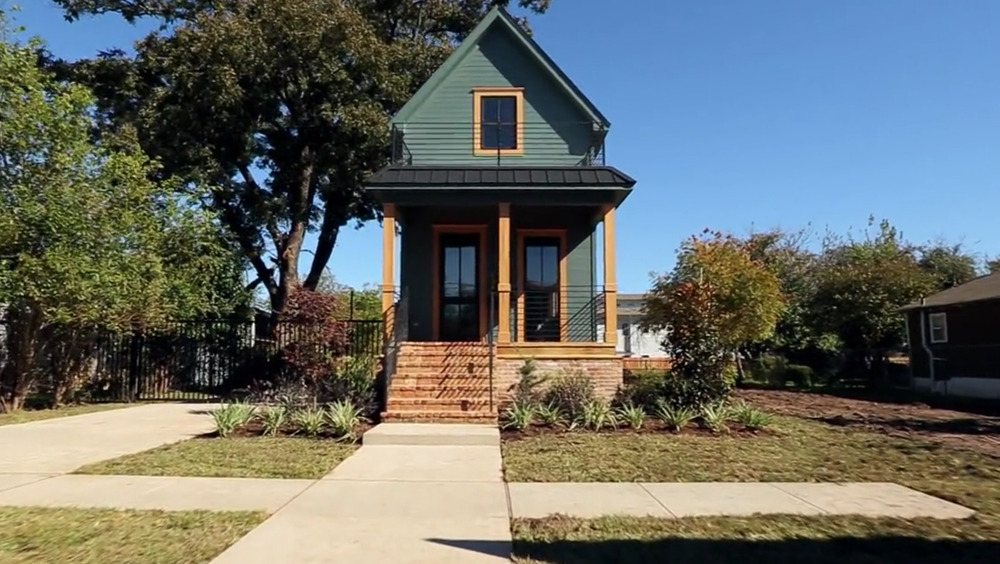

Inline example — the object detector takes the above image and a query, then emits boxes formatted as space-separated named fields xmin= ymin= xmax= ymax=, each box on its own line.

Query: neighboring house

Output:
xmin=901 ymin=272 xmax=1000 ymax=400
xmin=616 ymin=293 xmax=668 ymax=359
xmin=366 ymin=7 xmax=636 ymax=421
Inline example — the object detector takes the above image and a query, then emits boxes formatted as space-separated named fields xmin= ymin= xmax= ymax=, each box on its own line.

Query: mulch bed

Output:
xmin=198 ymin=422 xmax=374 ymax=442
xmin=736 ymin=388 xmax=1000 ymax=457
xmin=501 ymin=420 xmax=773 ymax=442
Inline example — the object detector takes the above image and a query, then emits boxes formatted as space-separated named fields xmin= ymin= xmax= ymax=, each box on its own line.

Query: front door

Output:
xmin=439 ymin=233 xmax=480 ymax=341
xmin=523 ymin=236 xmax=561 ymax=341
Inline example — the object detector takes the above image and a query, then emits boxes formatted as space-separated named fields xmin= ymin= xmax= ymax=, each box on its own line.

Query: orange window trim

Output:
xmin=516 ymin=229 xmax=569 ymax=342
xmin=431 ymin=224 xmax=489 ymax=342
xmin=472 ymin=87 xmax=525 ymax=157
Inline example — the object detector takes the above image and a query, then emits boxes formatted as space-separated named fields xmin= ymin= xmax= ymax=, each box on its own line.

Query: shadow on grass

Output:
xmin=430 ymin=536 xmax=1000 ymax=564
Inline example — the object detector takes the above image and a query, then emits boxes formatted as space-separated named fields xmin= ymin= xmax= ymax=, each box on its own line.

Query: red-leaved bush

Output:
xmin=278 ymin=288 xmax=350 ymax=404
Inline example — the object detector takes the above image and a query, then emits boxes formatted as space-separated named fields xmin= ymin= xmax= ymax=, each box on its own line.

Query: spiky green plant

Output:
xmin=701 ymin=403 xmax=732 ymax=434
xmin=502 ymin=401 xmax=538 ymax=431
xmin=258 ymin=406 xmax=287 ymax=436
xmin=732 ymin=403 xmax=775 ymax=431
xmin=616 ymin=402 xmax=646 ymax=430
xmin=211 ymin=401 xmax=256 ymax=438
xmin=536 ymin=402 xmax=565 ymax=427
xmin=654 ymin=401 xmax=696 ymax=432
xmin=292 ymin=407 xmax=327 ymax=437
xmin=326 ymin=400 xmax=365 ymax=440
xmin=580 ymin=399 xmax=617 ymax=431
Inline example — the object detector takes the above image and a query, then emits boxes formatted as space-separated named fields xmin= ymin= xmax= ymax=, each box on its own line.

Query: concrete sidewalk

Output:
xmin=0 ymin=474 xmax=311 ymax=512
xmin=508 ymin=482 xmax=975 ymax=520
xmin=0 ymin=403 xmax=216 ymax=474
xmin=210 ymin=424 xmax=511 ymax=564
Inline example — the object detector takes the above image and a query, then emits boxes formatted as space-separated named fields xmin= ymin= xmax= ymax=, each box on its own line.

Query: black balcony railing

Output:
xmin=391 ymin=122 xmax=606 ymax=167
xmin=497 ymin=285 xmax=606 ymax=343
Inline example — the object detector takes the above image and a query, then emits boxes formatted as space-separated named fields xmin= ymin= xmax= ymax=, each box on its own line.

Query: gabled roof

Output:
xmin=392 ymin=7 xmax=610 ymax=128
xmin=366 ymin=165 xmax=634 ymax=187
xmin=900 ymin=272 xmax=1000 ymax=310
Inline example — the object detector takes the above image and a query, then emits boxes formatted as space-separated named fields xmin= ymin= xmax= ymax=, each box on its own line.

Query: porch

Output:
xmin=379 ymin=201 xmax=620 ymax=359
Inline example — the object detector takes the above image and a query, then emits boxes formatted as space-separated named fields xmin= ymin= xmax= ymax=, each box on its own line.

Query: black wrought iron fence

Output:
xmin=1 ymin=317 xmax=384 ymax=403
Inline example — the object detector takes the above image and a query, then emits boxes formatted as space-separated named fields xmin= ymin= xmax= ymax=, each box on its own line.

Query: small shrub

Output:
xmin=536 ymin=403 xmax=565 ymax=427
xmin=732 ymin=403 xmax=775 ymax=431
xmin=543 ymin=369 xmax=595 ymax=418
xmin=616 ymin=402 xmax=646 ymax=430
xmin=654 ymin=401 xmax=696 ymax=432
xmin=508 ymin=359 xmax=548 ymax=406
xmin=330 ymin=355 xmax=378 ymax=412
xmin=258 ymin=406 xmax=287 ymax=436
xmin=292 ymin=407 xmax=327 ymax=437
xmin=701 ymin=403 xmax=731 ymax=433
xmin=502 ymin=401 xmax=538 ymax=431
xmin=615 ymin=369 xmax=669 ymax=410
xmin=580 ymin=399 xmax=617 ymax=431
xmin=658 ymin=370 xmax=730 ymax=411
xmin=783 ymin=364 xmax=814 ymax=388
xmin=326 ymin=400 xmax=365 ymax=439
xmin=211 ymin=401 xmax=256 ymax=438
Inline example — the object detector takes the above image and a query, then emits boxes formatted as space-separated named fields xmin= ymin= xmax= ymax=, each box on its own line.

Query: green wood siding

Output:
xmin=396 ymin=25 xmax=596 ymax=167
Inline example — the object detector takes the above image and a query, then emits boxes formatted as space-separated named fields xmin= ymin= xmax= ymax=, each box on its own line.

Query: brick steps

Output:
xmin=388 ymin=384 xmax=492 ymax=399
xmin=379 ymin=411 xmax=498 ymax=424
xmin=386 ymin=398 xmax=492 ymax=411
xmin=383 ymin=341 xmax=495 ymax=423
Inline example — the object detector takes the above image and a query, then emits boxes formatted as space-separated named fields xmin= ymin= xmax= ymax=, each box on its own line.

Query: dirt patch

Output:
xmin=736 ymin=388 xmax=1000 ymax=457
xmin=501 ymin=421 xmax=773 ymax=442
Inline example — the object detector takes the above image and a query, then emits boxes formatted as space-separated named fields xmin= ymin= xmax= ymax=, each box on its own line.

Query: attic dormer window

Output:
xmin=473 ymin=87 xmax=524 ymax=156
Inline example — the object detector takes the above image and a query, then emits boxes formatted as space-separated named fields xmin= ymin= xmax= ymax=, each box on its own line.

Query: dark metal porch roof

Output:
xmin=366 ymin=166 xmax=636 ymax=188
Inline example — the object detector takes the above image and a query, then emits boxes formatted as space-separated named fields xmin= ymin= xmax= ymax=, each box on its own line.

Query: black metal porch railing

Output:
xmin=500 ymin=285 xmax=607 ymax=343
xmin=390 ymin=122 xmax=606 ymax=167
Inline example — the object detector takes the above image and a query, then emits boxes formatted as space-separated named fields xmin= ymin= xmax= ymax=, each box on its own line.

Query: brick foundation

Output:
xmin=492 ymin=357 xmax=624 ymax=405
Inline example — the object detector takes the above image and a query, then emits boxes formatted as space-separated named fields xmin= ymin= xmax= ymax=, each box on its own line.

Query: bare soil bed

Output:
xmin=736 ymin=388 xmax=1000 ymax=457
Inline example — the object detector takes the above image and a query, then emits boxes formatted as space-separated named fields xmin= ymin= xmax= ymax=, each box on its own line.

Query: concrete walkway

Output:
xmin=508 ymin=482 xmax=975 ymax=519
xmin=0 ymin=403 xmax=216 ymax=474
xmin=210 ymin=424 xmax=511 ymax=564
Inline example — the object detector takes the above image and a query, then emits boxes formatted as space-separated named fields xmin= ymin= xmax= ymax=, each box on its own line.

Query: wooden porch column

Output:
xmin=602 ymin=204 xmax=617 ymax=346
xmin=381 ymin=204 xmax=397 ymax=341
xmin=497 ymin=203 xmax=511 ymax=343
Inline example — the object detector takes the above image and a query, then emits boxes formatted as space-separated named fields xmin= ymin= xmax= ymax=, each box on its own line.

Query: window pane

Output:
xmin=460 ymin=245 xmax=476 ymax=297
xmin=479 ymin=95 xmax=517 ymax=150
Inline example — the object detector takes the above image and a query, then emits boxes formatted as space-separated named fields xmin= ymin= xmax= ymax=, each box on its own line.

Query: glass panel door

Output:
xmin=440 ymin=233 xmax=480 ymax=341
xmin=524 ymin=236 xmax=560 ymax=342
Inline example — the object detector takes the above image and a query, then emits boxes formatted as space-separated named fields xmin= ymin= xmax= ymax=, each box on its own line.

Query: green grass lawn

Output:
xmin=504 ymin=416 xmax=1000 ymax=563
xmin=0 ymin=507 xmax=263 ymax=564
xmin=75 ymin=436 xmax=358 ymax=479
xmin=0 ymin=404 xmax=133 ymax=427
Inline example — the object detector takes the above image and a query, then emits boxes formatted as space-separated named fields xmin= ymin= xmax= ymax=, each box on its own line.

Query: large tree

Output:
xmin=51 ymin=0 xmax=553 ymax=314
xmin=811 ymin=219 xmax=936 ymax=358
xmin=0 ymin=20 xmax=245 ymax=411
xmin=918 ymin=243 xmax=979 ymax=291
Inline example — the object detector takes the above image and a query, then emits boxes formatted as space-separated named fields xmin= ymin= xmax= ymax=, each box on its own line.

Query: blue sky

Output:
xmin=12 ymin=0 xmax=1000 ymax=293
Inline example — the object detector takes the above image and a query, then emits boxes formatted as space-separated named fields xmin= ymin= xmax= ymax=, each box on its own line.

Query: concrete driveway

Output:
xmin=0 ymin=403 xmax=216 ymax=474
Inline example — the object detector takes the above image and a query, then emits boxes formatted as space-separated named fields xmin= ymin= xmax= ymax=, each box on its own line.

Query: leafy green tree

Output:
xmin=50 ymin=0 xmax=553 ymax=313
xmin=810 ymin=219 xmax=936 ymax=381
xmin=0 ymin=20 xmax=244 ymax=411
xmin=918 ymin=243 xmax=979 ymax=290
xmin=315 ymin=272 xmax=382 ymax=320
xmin=988 ymin=257 xmax=1000 ymax=274
xmin=644 ymin=231 xmax=786 ymax=389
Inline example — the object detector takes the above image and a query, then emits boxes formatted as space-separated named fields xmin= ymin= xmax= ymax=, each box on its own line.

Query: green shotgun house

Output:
xmin=367 ymin=7 xmax=635 ymax=421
